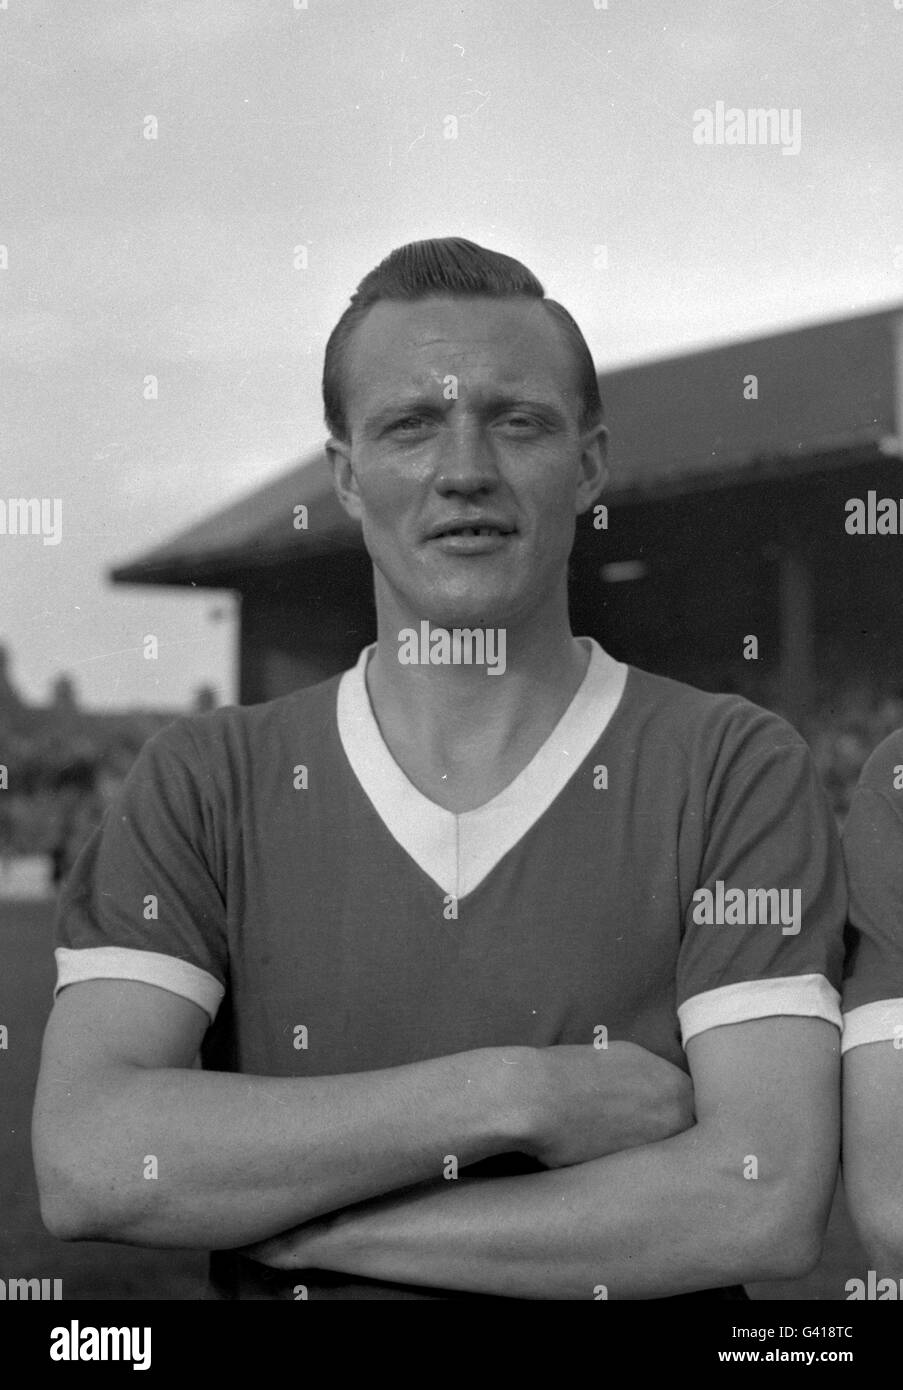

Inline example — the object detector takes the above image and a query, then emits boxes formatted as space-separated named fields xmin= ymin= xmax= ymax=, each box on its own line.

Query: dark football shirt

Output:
xmin=54 ymin=639 xmax=845 ymax=1298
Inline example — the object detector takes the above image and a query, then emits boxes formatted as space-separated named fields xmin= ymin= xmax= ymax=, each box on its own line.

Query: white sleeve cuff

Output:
xmin=54 ymin=946 xmax=224 ymax=1022
xmin=842 ymin=999 xmax=903 ymax=1053
xmin=678 ymin=973 xmax=842 ymax=1047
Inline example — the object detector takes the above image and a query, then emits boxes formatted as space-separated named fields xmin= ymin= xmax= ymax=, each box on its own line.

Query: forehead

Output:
xmin=344 ymin=296 xmax=579 ymax=418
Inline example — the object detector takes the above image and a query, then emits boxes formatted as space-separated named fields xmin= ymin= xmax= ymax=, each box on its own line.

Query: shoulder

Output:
xmin=842 ymin=730 xmax=903 ymax=856
xmin=623 ymin=664 xmax=807 ymax=768
xmin=850 ymin=729 xmax=903 ymax=801
xmin=124 ymin=673 xmax=346 ymax=811
xmin=146 ymin=672 xmax=344 ymax=760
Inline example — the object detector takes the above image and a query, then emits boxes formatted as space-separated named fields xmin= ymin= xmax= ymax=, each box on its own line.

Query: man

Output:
xmin=841 ymin=729 xmax=903 ymax=1273
xmin=34 ymin=237 xmax=845 ymax=1300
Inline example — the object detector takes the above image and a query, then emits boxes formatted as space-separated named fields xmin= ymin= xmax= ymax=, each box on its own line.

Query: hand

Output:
xmin=240 ymin=1215 xmax=334 ymax=1270
xmin=240 ymin=1190 xmax=417 ymax=1273
xmin=521 ymin=1041 xmax=695 ymax=1168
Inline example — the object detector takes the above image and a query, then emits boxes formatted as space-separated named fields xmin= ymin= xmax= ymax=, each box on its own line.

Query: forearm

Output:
xmin=35 ymin=1047 xmax=531 ymax=1249
xmin=288 ymin=1123 xmax=828 ymax=1299
xmin=843 ymin=1050 xmax=903 ymax=1274
xmin=842 ymin=1131 xmax=900 ymax=1271
xmin=843 ymin=1152 xmax=903 ymax=1272
xmin=849 ymin=1222 xmax=903 ymax=1277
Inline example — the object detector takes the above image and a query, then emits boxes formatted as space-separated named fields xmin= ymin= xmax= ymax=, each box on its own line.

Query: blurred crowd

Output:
xmin=0 ymin=729 xmax=152 ymax=886
xmin=0 ymin=646 xmax=217 ymax=890
xmin=806 ymin=684 xmax=903 ymax=824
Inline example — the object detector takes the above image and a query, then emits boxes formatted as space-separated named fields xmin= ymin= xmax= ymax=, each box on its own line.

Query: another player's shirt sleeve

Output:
xmin=841 ymin=731 xmax=903 ymax=1052
xmin=53 ymin=719 xmax=228 ymax=1022
xmin=676 ymin=709 xmax=845 ymax=1047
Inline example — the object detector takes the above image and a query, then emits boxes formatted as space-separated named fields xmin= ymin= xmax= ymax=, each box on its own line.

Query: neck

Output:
xmin=363 ymin=595 xmax=591 ymax=806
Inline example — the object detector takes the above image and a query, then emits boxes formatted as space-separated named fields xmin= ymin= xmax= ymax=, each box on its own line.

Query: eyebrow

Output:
xmin=363 ymin=394 xmax=569 ymax=432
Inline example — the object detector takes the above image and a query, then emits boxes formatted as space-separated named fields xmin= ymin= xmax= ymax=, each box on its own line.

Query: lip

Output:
xmin=426 ymin=519 xmax=516 ymax=541
xmin=428 ymin=530 xmax=513 ymax=554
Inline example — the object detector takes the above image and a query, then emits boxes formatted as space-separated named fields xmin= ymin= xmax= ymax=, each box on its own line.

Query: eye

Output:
xmin=383 ymin=414 xmax=432 ymax=438
xmin=500 ymin=413 xmax=542 ymax=431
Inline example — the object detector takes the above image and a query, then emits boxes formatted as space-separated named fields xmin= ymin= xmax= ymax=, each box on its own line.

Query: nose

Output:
xmin=433 ymin=420 xmax=500 ymax=498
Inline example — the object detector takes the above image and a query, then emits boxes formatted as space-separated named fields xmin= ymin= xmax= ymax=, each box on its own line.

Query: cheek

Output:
xmin=355 ymin=468 xmax=424 ymax=565
xmin=355 ymin=458 xmax=429 ymax=520
xmin=528 ymin=477 xmax=579 ymax=536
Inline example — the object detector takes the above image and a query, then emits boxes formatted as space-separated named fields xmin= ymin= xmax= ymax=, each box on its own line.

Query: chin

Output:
xmin=377 ymin=558 xmax=529 ymax=630
xmin=418 ymin=587 xmax=519 ymax=631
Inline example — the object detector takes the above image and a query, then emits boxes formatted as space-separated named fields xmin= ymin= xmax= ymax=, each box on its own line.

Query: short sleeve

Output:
xmin=676 ymin=716 xmax=845 ymax=1047
xmin=53 ymin=719 xmax=228 ymax=1021
xmin=841 ymin=735 xmax=903 ymax=1052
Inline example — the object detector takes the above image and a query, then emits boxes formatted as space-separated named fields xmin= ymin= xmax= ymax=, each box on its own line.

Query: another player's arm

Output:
xmin=246 ymin=1015 xmax=839 ymax=1298
xmin=32 ymin=978 xmax=692 ymax=1251
xmin=843 ymin=1040 xmax=903 ymax=1272
xmin=839 ymin=762 xmax=903 ymax=1273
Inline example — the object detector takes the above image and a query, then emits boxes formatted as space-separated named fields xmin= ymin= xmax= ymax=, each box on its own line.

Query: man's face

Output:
xmin=328 ymin=295 xmax=606 ymax=631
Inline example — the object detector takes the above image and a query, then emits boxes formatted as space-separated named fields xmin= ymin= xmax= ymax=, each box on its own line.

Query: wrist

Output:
xmin=473 ymin=1045 xmax=544 ymax=1153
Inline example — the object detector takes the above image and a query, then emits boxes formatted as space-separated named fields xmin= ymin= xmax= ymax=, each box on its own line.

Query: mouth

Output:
xmin=426 ymin=524 xmax=516 ymax=555
xmin=427 ymin=523 xmax=515 ymax=540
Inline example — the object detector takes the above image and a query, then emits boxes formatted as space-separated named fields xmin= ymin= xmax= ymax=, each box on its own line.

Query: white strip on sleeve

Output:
xmin=841 ymin=999 xmax=903 ymax=1053
xmin=54 ymin=946 xmax=224 ymax=1022
xmin=679 ymin=973 xmax=841 ymax=1046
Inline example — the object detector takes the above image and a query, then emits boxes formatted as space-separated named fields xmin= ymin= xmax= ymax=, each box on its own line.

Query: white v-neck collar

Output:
xmin=336 ymin=636 xmax=628 ymax=900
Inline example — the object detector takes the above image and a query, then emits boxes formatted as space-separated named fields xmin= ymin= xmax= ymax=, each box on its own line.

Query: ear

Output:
xmin=326 ymin=436 xmax=363 ymax=523
xmin=574 ymin=422 xmax=609 ymax=516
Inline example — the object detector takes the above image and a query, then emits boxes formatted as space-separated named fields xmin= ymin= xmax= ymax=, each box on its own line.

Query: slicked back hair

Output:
xmin=322 ymin=237 xmax=604 ymax=441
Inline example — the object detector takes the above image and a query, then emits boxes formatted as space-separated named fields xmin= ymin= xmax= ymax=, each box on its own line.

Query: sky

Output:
xmin=1 ymin=0 xmax=901 ymax=710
